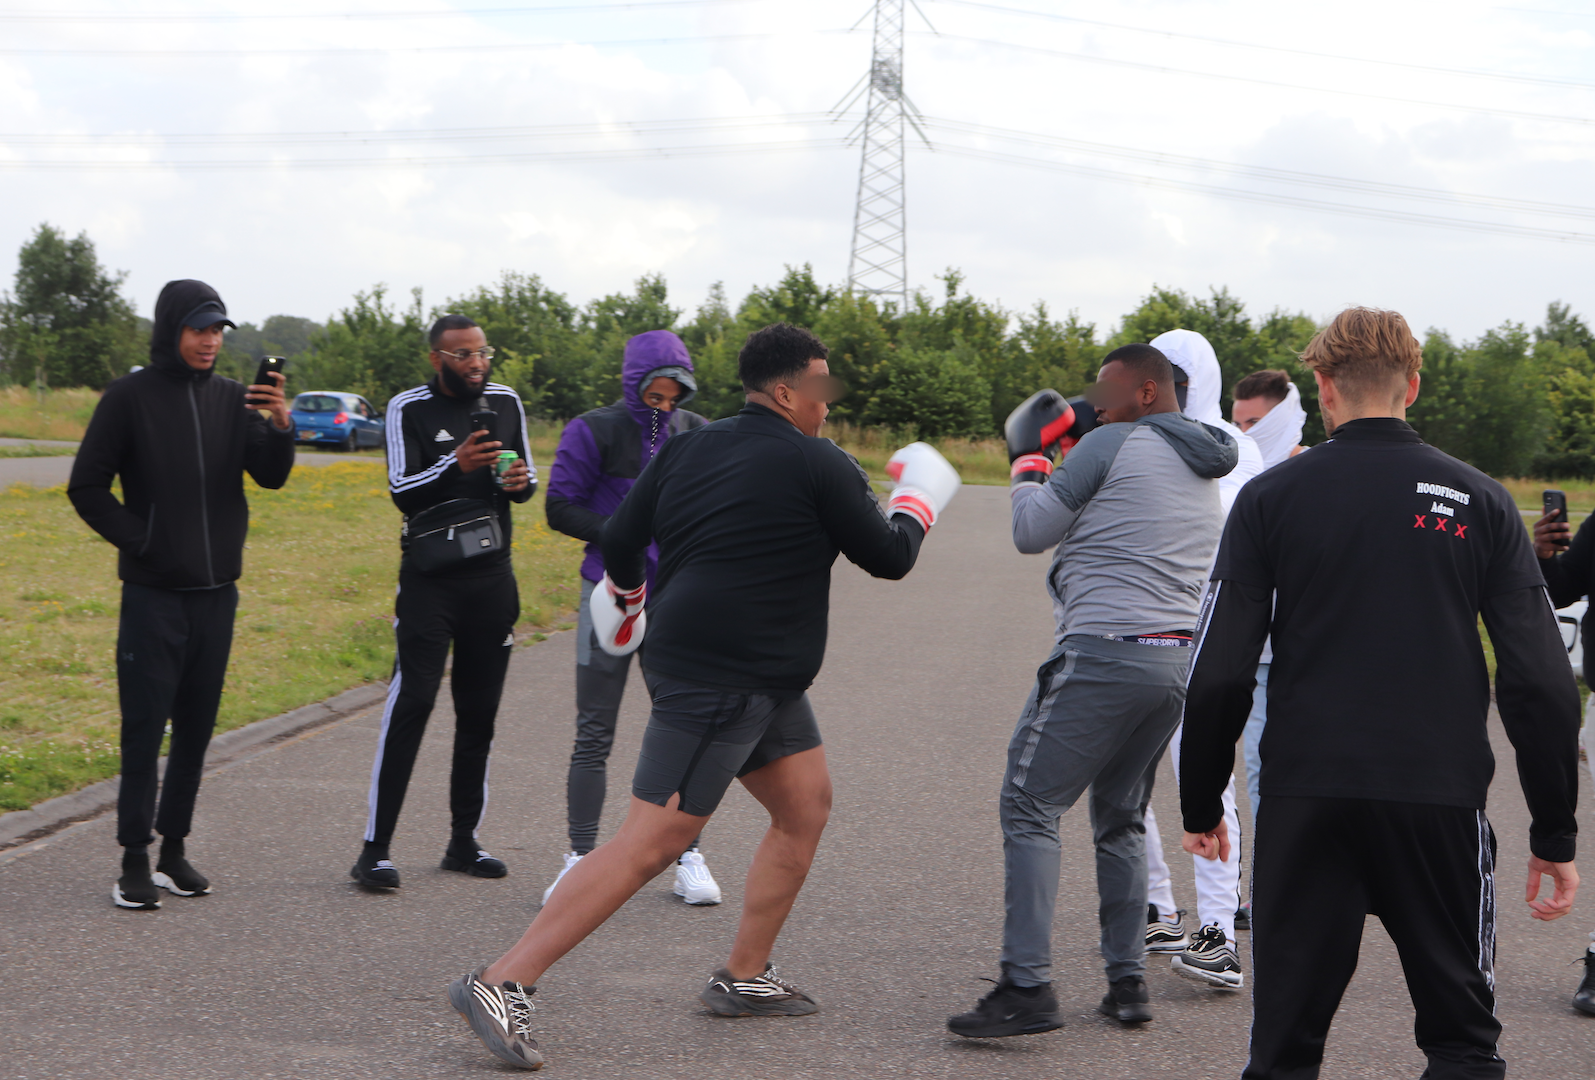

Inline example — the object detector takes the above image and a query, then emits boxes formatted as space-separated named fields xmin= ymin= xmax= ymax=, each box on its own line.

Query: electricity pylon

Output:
xmin=842 ymin=0 xmax=930 ymax=309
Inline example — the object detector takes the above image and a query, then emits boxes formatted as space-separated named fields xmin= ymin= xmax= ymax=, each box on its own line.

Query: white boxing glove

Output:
xmin=885 ymin=442 xmax=962 ymax=531
xmin=590 ymin=573 xmax=647 ymax=656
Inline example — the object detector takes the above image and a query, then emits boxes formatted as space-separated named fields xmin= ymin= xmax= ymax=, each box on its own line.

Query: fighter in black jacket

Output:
xmin=350 ymin=314 xmax=535 ymax=890
xmin=69 ymin=278 xmax=295 ymax=909
xmin=1179 ymin=307 xmax=1579 ymax=1079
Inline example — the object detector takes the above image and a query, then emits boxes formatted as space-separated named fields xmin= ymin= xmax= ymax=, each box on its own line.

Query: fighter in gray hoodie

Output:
xmin=949 ymin=343 xmax=1237 ymax=1038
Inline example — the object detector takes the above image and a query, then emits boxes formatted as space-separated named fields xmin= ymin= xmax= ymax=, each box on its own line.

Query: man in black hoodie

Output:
xmin=69 ymin=279 xmax=294 ymax=910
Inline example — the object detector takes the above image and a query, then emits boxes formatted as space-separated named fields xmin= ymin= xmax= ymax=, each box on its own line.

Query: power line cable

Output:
xmin=924 ymin=117 xmax=1595 ymax=221
xmin=0 ymin=0 xmax=768 ymax=20
xmin=928 ymin=143 xmax=1595 ymax=244
xmin=6 ymin=110 xmax=1592 ymax=224
xmin=0 ymin=30 xmax=824 ymax=57
xmin=4 ymin=110 xmax=1591 ymax=241
xmin=925 ymin=0 xmax=1595 ymax=91
xmin=921 ymin=32 xmax=1595 ymax=127
xmin=0 ymin=137 xmax=850 ymax=171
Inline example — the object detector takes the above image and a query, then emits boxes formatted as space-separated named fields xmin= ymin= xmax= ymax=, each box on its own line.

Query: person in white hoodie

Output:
xmin=1227 ymin=370 xmax=1308 ymax=818
xmin=1141 ymin=329 xmax=1263 ymax=990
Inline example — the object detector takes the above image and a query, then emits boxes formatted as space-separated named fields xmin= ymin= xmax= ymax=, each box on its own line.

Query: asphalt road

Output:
xmin=0 ymin=447 xmax=367 ymax=491
xmin=1 ymin=485 xmax=1590 ymax=1079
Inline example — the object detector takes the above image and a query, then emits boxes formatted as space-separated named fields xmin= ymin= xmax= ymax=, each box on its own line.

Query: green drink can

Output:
xmin=494 ymin=450 xmax=519 ymax=486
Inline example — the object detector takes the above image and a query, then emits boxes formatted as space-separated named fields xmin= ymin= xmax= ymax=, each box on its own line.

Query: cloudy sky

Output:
xmin=1 ymin=0 xmax=1591 ymax=342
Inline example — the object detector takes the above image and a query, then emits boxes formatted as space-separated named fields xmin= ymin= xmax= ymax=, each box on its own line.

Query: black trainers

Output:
xmin=1574 ymin=944 xmax=1595 ymax=1017
xmin=700 ymin=963 xmax=819 ymax=1016
xmin=441 ymin=840 xmax=508 ymax=878
xmin=448 ymin=966 xmax=544 ymax=1070
xmin=152 ymin=838 xmax=211 ymax=897
xmin=1145 ymin=904 xmax=1189 ymax=953
xmin=350 ymin=843 xmax=400 ymax=889
xmin=947 ymin=974 xmax=1063 ymax=1038
xmin=1171 ymin=924 xmax=1244 ymax=989
xmin=1098 ymin=975 xmax=1152 ymax=1024
xmin=1234 ymin=903 xmax=1252 ymax=932
xmin=112 ymin=847 xmax=160 ymax=910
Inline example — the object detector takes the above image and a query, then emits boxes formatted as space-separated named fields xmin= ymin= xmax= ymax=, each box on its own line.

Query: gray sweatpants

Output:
xmin=568 ymin=577 xmax=635 ymax=854
xmin=1000 ymin=634 xmax=1189 ymax=986
xmin=568 ymin=577 xmax=702 ymax=854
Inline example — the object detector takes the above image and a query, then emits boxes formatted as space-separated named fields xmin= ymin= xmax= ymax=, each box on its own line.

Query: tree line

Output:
xmin=2 ymin=222 xmax=1591 ymax=478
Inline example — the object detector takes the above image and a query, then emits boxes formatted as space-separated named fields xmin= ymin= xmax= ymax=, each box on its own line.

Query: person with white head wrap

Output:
xmin=1232 ymin=370 xmax=1307 ymax=470
xmin=1138 ymin=328 xmax=1258 ymax=990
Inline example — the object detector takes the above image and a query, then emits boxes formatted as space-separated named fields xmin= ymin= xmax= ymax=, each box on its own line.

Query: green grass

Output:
xmin=0 ymin=459 xmax=584 ymax=812
xmin=0 ymin=386 xmax=101 ymax=441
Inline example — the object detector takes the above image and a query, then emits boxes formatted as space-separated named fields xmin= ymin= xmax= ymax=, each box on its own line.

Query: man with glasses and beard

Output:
xmin=351 ymin=314 xmax=536 ymax=890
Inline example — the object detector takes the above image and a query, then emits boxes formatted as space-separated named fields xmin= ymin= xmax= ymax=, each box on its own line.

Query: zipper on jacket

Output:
xmin=188 ymin=382 xmax=216 ymax=586
xmin=137 ymin=504 xmax=157 ymax=557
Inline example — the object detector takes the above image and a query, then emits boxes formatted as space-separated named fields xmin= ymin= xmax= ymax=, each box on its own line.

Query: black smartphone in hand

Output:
xmin=1544 ymin=489 xmax=1570 ymax=549
xmin=249 ymin=355 xmax=286 ymax=402
xmin=469 ymin=408 xmax=498 ymax=445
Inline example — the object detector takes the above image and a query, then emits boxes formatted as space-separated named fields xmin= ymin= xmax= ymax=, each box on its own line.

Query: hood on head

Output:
xmin=150 ymin=279 xmax=231 ymax=378
xmin=1150 ymin=329 xmax=1223 ymax=427
xmin=622 ymin=330 xmax=695 ymax=417
xmin=1140 ymin=411 xmax=1239 ymax=480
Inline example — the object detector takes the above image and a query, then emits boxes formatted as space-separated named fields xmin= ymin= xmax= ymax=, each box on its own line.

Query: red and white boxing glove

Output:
xmin=1010 ymin=453 xmax=1054 ymax=488
xmin=590 ymin=573 xmax=647 ymax=657
xmin=885 ymin=442 xmax=962 ymax=531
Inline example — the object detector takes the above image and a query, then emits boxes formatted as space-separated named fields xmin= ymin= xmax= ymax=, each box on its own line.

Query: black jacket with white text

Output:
xmin=1180 ymin=418 xmax=1579 ymax=864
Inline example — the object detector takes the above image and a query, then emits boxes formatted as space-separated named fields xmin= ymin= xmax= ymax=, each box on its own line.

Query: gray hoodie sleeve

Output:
xmin=1011 ymin=424 xmax=1129 ymax=554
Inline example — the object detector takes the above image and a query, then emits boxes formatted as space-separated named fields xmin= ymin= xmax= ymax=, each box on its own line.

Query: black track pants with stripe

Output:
xmin=364 ymin=569 xmax=519 ymax=846
xmin=1245 ymin=796 xmax=1502 ymax=1080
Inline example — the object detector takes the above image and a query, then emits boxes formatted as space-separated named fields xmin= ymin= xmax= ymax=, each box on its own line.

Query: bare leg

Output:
xmin=725 ymin=746 xmax=833 ymax=979
xmin=484 ymin=794 xmax=707 ymax=986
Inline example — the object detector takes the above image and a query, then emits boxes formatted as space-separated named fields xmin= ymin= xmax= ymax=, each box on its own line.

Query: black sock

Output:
xmin=362 ymin=841 xmax=390 ymax=860
xmin=121 ymin=846 xmax=150 ymax=874
xmin=447 ymin=836 xmax=480 ymax=856
xmin=158 ymin=837 xmax=185 ymax=864
xmin=1006 ymin=981 xmax=1049 ymax=997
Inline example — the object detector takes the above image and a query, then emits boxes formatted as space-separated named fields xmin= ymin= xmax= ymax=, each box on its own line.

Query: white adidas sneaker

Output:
xmin=540 ymin=851 xmax=582 ymax=906
xmin=673 ymin=849 xmax=723 ymax=905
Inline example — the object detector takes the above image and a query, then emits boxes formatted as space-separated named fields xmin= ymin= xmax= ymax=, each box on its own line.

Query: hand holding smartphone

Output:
xmin=248 ymin=356 xmax=286 ymax=403
xmin=1536 ymin=488 xmax=1572 ymax=559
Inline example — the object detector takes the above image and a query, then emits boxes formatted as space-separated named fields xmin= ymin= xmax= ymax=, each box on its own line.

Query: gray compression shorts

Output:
xmin=632 ymin=669 xmax=823 ymax=817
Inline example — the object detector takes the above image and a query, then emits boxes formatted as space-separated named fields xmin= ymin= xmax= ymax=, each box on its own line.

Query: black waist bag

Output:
xmin=401 ymin=498 xmax=504 ymax=573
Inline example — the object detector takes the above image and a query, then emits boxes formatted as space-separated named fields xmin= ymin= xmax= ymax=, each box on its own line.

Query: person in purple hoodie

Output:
xmin=541 ymin=330 xmax=721 ymax=906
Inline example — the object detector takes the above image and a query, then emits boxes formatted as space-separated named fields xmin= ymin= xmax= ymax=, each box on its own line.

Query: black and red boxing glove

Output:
xmin=1004 ymin=389 xmax=1099 ymax=488
xmin=1010 ymin=453 xmax=1054 ymax=488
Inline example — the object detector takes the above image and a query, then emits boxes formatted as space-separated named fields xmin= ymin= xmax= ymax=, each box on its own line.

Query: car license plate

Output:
xmin=297 ymin=430 xmax=317 ymax=440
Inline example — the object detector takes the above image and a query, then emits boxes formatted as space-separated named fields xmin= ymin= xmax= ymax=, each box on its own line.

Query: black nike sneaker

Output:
xmin=448 ymin=966 xmax=544 ymax=1070
xmin=112 ymin=847 xmax=160 ymax=910
xmin=1574 ymin=942 xmax=1595 ymax=1017
xmin=700 ymin=964 xmax=819 ymax=1016
xmin=1171 ymin=924 xmax=1244 ymax=989
xmin=1098 ymin=974 xmax=1152 ymax=1024
xmin=1145 ymin=903 xmax=1189 ymax=953
xmin=441 ymin=840 xmax=508 ymax=878
xmin=947 ymin=974 xmax=1063 ymax=1038
xmin=350 ymin=842 xmax=400 ymax=889
xmin=153 ymin=838 xmax=211 ymax=897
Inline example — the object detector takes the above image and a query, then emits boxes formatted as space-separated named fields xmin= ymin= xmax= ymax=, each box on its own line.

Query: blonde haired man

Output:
xmin=1180 ymin=307 xmax=1579 ymax=1079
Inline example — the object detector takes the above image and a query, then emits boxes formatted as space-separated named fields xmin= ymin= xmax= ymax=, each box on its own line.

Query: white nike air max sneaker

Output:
xmin=540 ymin=851 xmax=582 ymax=906
xmin=673 ymin=848 xmax=723 ymax=905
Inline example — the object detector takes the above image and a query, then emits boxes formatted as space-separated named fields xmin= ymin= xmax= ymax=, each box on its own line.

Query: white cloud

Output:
xmin=0 ymin=0 xmax=1589 ymax=343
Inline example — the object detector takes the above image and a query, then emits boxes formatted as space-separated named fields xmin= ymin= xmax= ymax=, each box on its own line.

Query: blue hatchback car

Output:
xmin=290 ymin=392 xmax=385 ymax=451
